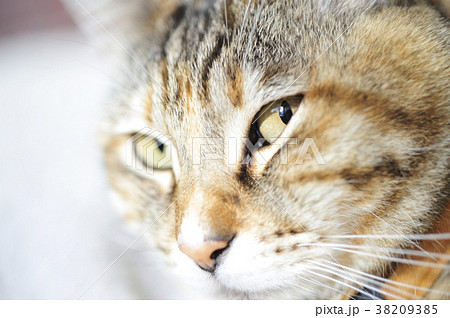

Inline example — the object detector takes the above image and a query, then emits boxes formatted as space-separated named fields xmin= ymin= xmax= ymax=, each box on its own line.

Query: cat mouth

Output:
xmin=198 ymin=264 xmax=215 ymax=273
xmin=202 ymin=241 xmax=297 ymax=295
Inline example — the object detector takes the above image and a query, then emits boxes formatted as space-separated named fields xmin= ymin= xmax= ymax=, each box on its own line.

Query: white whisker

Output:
xmin=288 ymin=268 xmax=330 ymax=298
xmin=303 ymin=268 xmax=382 ymax=300
xmin=238 ymin=0 xmax=252 ymax=50
xmin=309 ymin=260 xmax=418 ymax=300
xmin=360 ymin=207 xmax=436 ymax=262
xmin=327 ymin=233 xmax=450 ymax=241
xmin=222 ymin=0 xmax=230 ymax=48
xmin=303 ymin=243 xmax=450 ymax=260
xmin=297 ymin=269 xmax=354 ymax=299
xmin=329 ymin=247 xmax=450 ymax=269
xmin=322 ymin=259 xmax=450 ymax=297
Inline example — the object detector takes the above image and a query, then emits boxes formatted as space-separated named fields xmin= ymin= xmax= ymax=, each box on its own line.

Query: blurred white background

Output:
xmin=0 ymin=0 xmax=185 ymax=299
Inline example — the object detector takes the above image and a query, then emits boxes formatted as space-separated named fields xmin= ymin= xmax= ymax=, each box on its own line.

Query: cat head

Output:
xmin=67 ymin=0 xmax=450 ymax=299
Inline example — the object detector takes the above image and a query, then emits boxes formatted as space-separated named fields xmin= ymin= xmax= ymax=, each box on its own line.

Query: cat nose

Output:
xmin=178 ymin=239 xmax=230 ymax=272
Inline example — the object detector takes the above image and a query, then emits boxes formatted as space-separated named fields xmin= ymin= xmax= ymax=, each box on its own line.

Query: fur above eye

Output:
xmin=133 ymin=135 xmax=172 ymax=170
xmin=255 ymin=95 xmax=303 ymax=143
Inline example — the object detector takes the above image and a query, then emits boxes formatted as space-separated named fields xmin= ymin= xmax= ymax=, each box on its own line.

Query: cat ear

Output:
xmin=62 ymin=0 xmax=178 ymax=54
xmin=62 ymin=0 xmax=146 ymax=48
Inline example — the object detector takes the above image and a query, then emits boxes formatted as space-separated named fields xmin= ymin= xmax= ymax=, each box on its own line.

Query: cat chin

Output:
xmin=212 ymin=264 xmax=330 ymax=299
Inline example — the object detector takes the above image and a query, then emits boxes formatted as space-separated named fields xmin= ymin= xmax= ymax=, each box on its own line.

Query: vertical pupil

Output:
xmin=279 ymin=100 xmax=293 ymax=125
xmin=157 ymin=140 xmax=164 ymax=152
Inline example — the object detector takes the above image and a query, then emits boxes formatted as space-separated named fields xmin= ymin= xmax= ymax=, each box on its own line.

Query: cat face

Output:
xmin=94 ymin=0 xmax=450 ymax=299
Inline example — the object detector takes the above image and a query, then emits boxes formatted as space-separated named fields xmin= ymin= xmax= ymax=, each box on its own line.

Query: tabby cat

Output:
xmin=67 ymin=0 xmax=450 ymax=299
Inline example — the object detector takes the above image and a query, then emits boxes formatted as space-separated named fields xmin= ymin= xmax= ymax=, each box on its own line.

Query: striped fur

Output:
xmin=68 ymin=0 xmax=450 ymax=299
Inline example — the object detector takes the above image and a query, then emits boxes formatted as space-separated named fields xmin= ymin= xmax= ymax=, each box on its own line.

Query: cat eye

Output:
xmin=133 ymin=135 xmax=172 ymax=170
xmin=254 ymin=95 xmax=303 ymax=143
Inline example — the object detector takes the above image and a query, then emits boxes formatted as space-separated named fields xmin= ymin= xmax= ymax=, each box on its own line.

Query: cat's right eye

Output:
xmin=133 ymin=135 xmax=172 ymax=170
xmin=253 ymin=95 xmax=303 ymax=144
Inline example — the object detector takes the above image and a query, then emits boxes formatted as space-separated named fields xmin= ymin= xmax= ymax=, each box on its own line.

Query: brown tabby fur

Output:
xmin=66 ymin=0 xmax=449 ymax=299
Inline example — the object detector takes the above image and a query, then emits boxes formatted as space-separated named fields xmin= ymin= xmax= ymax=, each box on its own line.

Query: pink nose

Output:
xmin=178 ymin=240 xmax=229 ymax=272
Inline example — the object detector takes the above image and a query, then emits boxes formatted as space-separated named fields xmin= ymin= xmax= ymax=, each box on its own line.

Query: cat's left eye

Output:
xmin=133 ymin=135 xmax=172 ymax=170
xmin=254 ymin=95 xmax=303 ymax=143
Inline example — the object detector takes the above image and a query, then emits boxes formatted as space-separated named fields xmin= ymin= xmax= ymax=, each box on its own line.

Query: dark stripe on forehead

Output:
xmin=171 ymin=4 xmax=187 ymax=27
xmin=201 ymin=34 xmax=226 ymax=99
xmin=195 ymin=5 xmax=213 ymax=47
xmin=157 ymin=5 xmax=190 ymax=111
xmin=160 ymin=5 xmax=188 ymax=60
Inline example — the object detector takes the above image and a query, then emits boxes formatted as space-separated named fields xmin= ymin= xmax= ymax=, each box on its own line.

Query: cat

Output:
xmin=65 ymin=0 xmax=450 ymax=299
